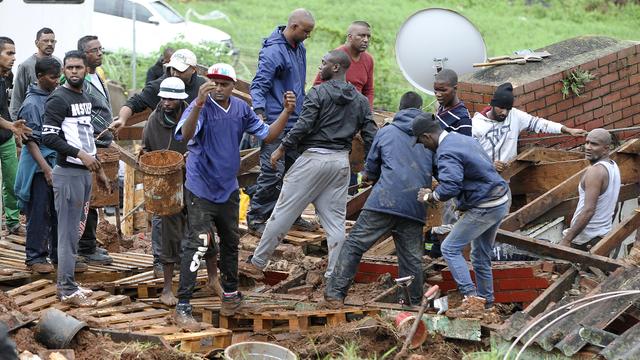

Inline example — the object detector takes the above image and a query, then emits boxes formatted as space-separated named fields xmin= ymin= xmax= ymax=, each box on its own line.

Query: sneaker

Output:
xmin=60 ymin=290 xmax=97 ymax=307
xmin=220 ymin=292 xmax=243 ymax=316
xmin=446 ymin=295 xmax=486 ymax=318
xmin=9 ymin=224 xmax=26 ymax=236
xmin=78 ymin=286 xmax=93 ymax=297
xmin=79 ymin=251 xmax=113 ymax=265
xmin=75 ymin=261 xmax=89 ymax=273
xmin=292 ymin=217 xmax=319 ymax=232
xmin=174 ymin=303 xmax=201 ymax=331
xmin=238 ymin=260 xmax=265 ymax=280
xmin=95 ymin=247 xmax=109 ymax=255
xmin=153 ymin=263 xmax=163 ymax=279
xmin=317 ymin=296 xmax=344 ymax=310
xmin=28 ymin=262 xmax=54 ymax=274
xmin=247 ymin=221 xmax=266 ymax=237
xmin=485 ymin=302 xmax=495 ymax=310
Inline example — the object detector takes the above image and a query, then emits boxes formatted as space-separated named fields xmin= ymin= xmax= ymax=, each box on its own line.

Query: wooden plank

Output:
xmin=110 ymin=142 xmax=140 ymax=171
xmin=346 ymin=186 xmax=372 ymax=221
xmin=238 ymin=148 xmax=260 ymax=175
xmin=122 ymin=163 xmax=136 ymax=236
xmin=509 ymin=159 xmax=589 ymax=195
xmin=524 ymin=268 xmax=578 ymax=317
xmin=6 ymin=279 xmax=50 ymax=297
xmin=496 ymin=230 xmax=626 ymax=272
xmin=590 ymin=209 xmax=640 ymax=257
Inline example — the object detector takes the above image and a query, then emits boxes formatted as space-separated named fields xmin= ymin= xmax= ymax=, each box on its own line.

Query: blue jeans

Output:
xmin=325 ymin=209 xmax=425 ymax=304
xmin=441 ymin=201 xmax=509 ymax=304
xmin=247 ymin=133 xmax=298 ymax=222
xmin=25 ymin=172 xmax=58 ymax=265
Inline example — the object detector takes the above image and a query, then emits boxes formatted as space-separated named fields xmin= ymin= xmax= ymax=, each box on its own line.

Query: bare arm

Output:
xmin=561 ymin=125 xmax=588 ymax=137
xmin=263 ymin=91 xmax=295 ymax=144
xmin=560 ymin=166 xmax=607 ymax=246
xmin=180 ymin=82 xmax=218 ymax=142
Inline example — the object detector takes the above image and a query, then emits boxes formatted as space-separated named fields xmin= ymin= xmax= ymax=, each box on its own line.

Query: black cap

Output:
xmin=412 ymin=112 xmax=437 ymax=143
xmin=490 ymin=82 xmax=514 ymax=110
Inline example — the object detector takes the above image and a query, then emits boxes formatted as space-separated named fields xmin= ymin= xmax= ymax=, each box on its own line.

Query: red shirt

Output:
xmin=314 ymin=45 xmax=374 ymax=108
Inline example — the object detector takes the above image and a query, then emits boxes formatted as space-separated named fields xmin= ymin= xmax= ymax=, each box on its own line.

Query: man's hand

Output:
xmin=283 ymin=91 xmax=296 ymax=114
xmin=44 ymin=166 xmax=54 ymax=186
xmin=9 ymin=120 xmax=32 ymax=142
xmin=109 ymin=119 xmax=125 ymax=135
xmin=77 ymin=150 xmax=101 ymax=172
xmin=494 ymin=160 xmax=507 ymax=172
xmin=417 ymin=188 xmax=433 ymax=204
xmin=196 ymin=82 xmax=217 ymax=106
xmin=361 ymin=172 xmax=375 ymax=187
xmin=136 ymin=148 xmax=145 ymax=163
xmin=270 ymin=145 xmax=285 ymax=169
xmin=96 ymin=168 xmax=113 ymax=193
xmin=567 ymin=127 xmax=588 ymax=137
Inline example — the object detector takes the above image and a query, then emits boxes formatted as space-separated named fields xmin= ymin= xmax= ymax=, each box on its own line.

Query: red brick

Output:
xmin=613 ymin=98 xmax=632 ymax=112
xmin=623 ymin=104 xmax=640 ymax=118
xmin=557 ymin=98 xmax=574 ymax=111
xmin=543 ymin=73 xmax=563 ymax=87
xmin=567 ymin=105 xmax=584 ymax=118
xmin=539 ymin=104 xmax=557 ymax=118
xmin=583 ymin=117 xmax=604 ymax=130
xmin=611 ymin=78 xmax=630 ymax=92
xmin=549 ymin=111 xmax=567 ymax=122
xmin=526 ymin=98 xmax=546 ymax=113
xmin=482 ymin=95 xmax=492 ymax=104
xmin=471 ymin=83 xmax=495 ymax=95
xmin=594 ymin=104 xmax=612 ymax=119
xmin=618 ymin=66 xmax=632 ymax=79
xmin=583 ymin=98 xmax=602 ymax=112
xmin=524 ymin=79 xmax=544 ymax=93
xmin=634 ymin=113 xmax=640 ymax=124
xmin=584 ymin=78 xmax=600 ymax=91
xmin=535 ymin=86 xmax=555 ymax=99
xmin=512 ymin=86 xmax=525 ymax=96
xmin=494 ymin=290 xmax=540 ymax=303
xmin=603 ymin=91 xmax=621 ymax=105
xmin=591 ymin=85 xmax=610 ymax=98
xmin=631 ymin=53 xmax=640 ymax=66
xmin=600 ymin=72 xmax=619 ymax=85
xmin=575 ymin=111 xmax=594 ymax=125
xmin=545 ymin=92 xmax=564 ymax=106
xmin=630 ymin=64 xmax=639 ymax=75
xmin=458 ymin=82 xmax=472 ymax=92
xmin=573 ymin=93 xmax=592 ymax=105
xmin=495 ymin=278 xmax=549 ymax=291
xmin=461 ymin=92 xmax=483 ymax=104
xmin=356 ymin=263 xmax=399 ymax=277
xmin=598 ymin=52 xmax=619 ymax=67
xmin=618 ymin=46 xmax=637 ymax=59
xmin=604 ymin=111 xmax=623 ymax=125
xmin=492 ymin=267 xmax=535 ymax=279
xmin=613 ymin=116 xmax=634 ymax=129
xmin=630 ymin=73 xmax=640 ymax=85
xmin=632 ymin=93 xmax=640 ymax=105
xmin=621 ymin=84 xmax=639 ymax=99
xmin=553 ymin=82 xmax=564 ymax=93
xmin=581 ymin=59 xmax=599 ymax=71
xmin=515 ymin=91 xmax=535 ymax=106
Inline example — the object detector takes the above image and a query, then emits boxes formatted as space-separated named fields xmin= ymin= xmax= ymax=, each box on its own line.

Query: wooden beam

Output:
xmin=509 ymin=159 xmax=589 ymax=195
xmin=110 ymin=142 xmax=140 ymax=171
xmin=238 ymin=148 xmax=260 ymax=175
xmin=524 ymin=267 xmax=578 ymax=317
xmin=122 ymin=163 xmax=136 ymax=236
xmin=346 ymin=186 xmax=372 ymax=220
xmin=590 ymin=209 xmax=640 ymax=256
xmin=496 ymin=230 xmax=626 ymax=272
xmin=118 ymin=108 xmax=151 ymax=127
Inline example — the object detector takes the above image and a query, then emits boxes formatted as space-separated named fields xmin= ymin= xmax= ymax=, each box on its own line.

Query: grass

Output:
xmin=104 ymin=0 xmax=638 ymax=110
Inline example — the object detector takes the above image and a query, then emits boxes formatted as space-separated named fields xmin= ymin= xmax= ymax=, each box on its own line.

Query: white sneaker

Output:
xmin=61 ymin=290 xmax=97 ymax=307
xmin=78 ymin=286 xmax=93 ymax=297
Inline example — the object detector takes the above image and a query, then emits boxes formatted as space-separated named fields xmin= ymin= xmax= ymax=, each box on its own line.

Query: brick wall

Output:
xmin=459 ymin=43 xmax=640 ymax=149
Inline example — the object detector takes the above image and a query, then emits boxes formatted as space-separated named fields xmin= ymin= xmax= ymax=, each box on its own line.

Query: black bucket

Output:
xmin=35 ymin=309 xmax=88 ymax=349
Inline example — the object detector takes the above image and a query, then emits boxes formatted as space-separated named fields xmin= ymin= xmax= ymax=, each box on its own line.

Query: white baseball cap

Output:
xmin=157 ymin=77 xmax=188 ymax=100
xmin=206 ymin=63 xmax=237 ymax=82
xmin=166 ymin=49 xmax=197 ymax=72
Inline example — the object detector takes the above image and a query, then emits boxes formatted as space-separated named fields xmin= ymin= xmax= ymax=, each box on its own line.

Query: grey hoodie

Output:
xmin=282 ymin=79 xmax=377 ymax=155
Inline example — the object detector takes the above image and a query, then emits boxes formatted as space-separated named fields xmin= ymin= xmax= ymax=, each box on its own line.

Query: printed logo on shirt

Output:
xmin=71 ymin=102 xmax=92 ymax=117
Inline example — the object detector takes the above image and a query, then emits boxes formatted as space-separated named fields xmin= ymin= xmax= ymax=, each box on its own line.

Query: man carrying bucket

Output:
xmin=173 ymin=63 xmax=296 ymax=327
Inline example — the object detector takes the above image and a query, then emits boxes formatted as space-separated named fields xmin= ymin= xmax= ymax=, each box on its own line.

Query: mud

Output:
xmin=12 ymin=328 xmax=47 ymax=355
xmin=96 ymin=220 xmax=121 ymax=253
xmin=127 ymin=232 xmax=153 ymax=254
xmin=0 ymin=290 xmax=20 ymax=312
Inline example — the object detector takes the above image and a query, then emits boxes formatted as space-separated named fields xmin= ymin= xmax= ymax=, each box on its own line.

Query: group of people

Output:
xmin=0 ymin=7 xmax=628 ymax=322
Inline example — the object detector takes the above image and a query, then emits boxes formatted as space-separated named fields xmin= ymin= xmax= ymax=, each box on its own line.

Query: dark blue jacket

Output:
xmin=250 ymin=26 xmax=306 ymax=130
xmin=363 ymin=108 xmax=433 ymax=223
xmin=436 ymin=101 xmax=471 ymax=136
xmin=433 ymin=132 xmax=508 ymax=211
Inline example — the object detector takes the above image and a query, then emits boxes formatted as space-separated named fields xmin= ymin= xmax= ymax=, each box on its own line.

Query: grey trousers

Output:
xmin=251 ymin=150 xmax=350 ymax=277
xmin=53 ymin=166 xmax=92 ymax=297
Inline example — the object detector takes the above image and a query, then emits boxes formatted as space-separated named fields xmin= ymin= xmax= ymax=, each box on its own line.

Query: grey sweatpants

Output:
xmin=252 ymin=150 xmax=350 ymax=277
xmin=53 ymin=166 xmax=92 ymax=297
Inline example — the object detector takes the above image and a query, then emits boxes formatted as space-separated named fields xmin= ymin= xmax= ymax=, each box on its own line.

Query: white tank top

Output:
xmin=571 ymin=159 xmax=621 ymax=243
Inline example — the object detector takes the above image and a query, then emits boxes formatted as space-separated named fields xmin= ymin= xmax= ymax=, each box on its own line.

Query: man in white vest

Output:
xmin=559 ymin=128 xmax=620 ymax=250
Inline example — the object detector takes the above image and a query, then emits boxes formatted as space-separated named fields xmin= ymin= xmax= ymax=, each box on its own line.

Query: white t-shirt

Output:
xmin=89 ymin=73 xmax=106 ymax=97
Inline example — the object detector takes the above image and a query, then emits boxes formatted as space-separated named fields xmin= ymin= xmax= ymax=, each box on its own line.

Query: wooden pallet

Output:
xmin=219 ymin=307 xmax=380 ymax=333
xmin=238 ymin=217 xmax=355 ymax=247
xmin=6 ymin=279 xmax=131 ymax=314
xmin=108 ymin=269 xmax=208 ymax=298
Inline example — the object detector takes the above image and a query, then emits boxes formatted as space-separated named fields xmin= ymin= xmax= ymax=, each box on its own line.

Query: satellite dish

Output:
xmin=396 ymin=8 xmax=487 ymax=95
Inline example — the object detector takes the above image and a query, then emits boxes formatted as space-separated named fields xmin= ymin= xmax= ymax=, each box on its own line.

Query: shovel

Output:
xmin=394 ymin=285 xmax=441 ymax=360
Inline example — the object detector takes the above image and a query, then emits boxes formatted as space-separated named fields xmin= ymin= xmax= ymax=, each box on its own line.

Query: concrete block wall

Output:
xmin=458 ymin=42 xmax=640 ymax=149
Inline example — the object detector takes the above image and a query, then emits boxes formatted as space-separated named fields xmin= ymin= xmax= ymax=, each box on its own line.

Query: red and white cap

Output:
xmin=206 ymin=63 xmax=237 ymax=82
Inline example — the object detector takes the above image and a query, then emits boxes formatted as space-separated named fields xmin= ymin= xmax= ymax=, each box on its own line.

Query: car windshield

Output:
xmin=150 ymin=1 xmax=184 ymax=23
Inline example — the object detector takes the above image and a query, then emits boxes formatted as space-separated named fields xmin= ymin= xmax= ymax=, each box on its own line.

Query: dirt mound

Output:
xmin=97 ymin=220 xmax=121 ymax=253
xmin=12 ymin=328 xmax=46 ymax=355
xmin=128 ymin=232 xmax=153 ymax=254
xmin=0 ymin=290 xmax=20 ymax=312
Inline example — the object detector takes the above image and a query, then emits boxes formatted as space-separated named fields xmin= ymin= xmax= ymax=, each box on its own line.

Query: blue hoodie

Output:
xmin=363 ymin=108 xmax=433 ymax=223
xmin=250 ymin=26 xmax=306 ymax=130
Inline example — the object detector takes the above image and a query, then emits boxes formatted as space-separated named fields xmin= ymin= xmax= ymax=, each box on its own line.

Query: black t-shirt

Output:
xmin=42 ymin=86 xmax=97 ymax=169
xmin=0 ymin=76 xmax=13 ymax=144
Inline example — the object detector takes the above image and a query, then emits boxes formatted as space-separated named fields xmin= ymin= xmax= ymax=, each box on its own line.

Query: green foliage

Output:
xmin=561 ymin=68 xmax=596 ymax=99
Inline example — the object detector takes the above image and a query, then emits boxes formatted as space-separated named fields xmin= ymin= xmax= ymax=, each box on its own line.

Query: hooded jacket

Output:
xmin=250 ymin=26 xmax=306 ymax=129
xmin=281 ymin=79 xmax=377 ymax=155
xmin=126 ymin=73 xmax=206 ymax=115
xmin=142 ymin=101 xmax=188 ymax=154
xmin=363 ymin=108 xmax=433 ymax=223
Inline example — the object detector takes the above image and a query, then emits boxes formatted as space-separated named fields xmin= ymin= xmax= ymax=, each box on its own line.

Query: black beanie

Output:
xmin=490 ymin=82 xmax=514 ymax=110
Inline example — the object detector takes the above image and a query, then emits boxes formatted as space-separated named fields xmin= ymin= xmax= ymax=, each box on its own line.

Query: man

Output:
xmin=173 ymin=63 xmax=295 ymax=327
xmin=247 ymin=9 xmax=317 ymax=236
xmin=314 ymin=21 xmax=374 ymax=107
xmin=10 ymin=27 xmax=61 ymax=121
xmin=141 ymin=77 xmax=195 ymax=305
xmin=76 ymin=35 xmax=113 ymax=266
xmin=146 ymin=47 xmax=174 ymax=83
xmin=324 ymin=92 xmax=430 ymax=307
xmin=473 ymin=82 xmax=587 ymax=171
xmin=0 ymin=37 xmax=34 ymax=238
xmin=434 ymin=69 xmax=471 ymax=136
xmin=42 ymin=50 xmax=109 ymax=307
xmin=414 ymin=113 xmax=510 ymax=316
xmin=15 ymin=57 xmax=60 ymax=274
xmin=110 ymin=48 xmax=205 ymax=275
xmin=244 ymin=50 xmax=377 ymax=280
xmin=559 ymin=128 xmax=620 ymax=250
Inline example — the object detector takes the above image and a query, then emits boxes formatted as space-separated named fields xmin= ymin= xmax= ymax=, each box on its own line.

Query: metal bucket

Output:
xmin=224 ymin=341 xmax=297 ymax=360
xmin=138 ymin=150 xmax=184 ymax=216
xmin=90 ymin=147 xmax=120 ymax=208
